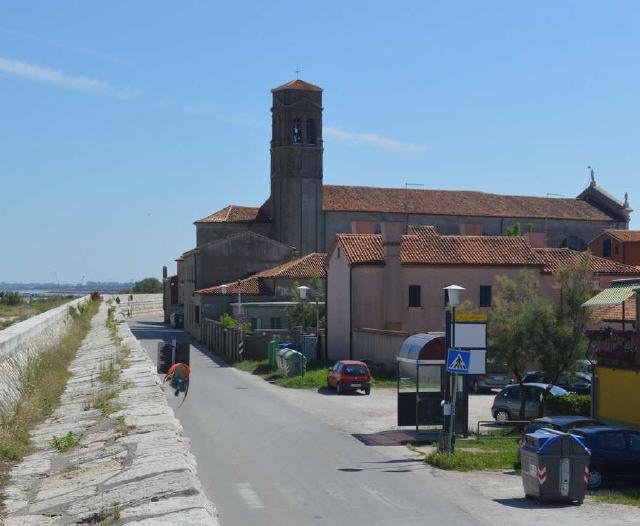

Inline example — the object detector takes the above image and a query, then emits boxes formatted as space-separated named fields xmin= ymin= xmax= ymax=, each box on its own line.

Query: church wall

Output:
xmin=326 ymin=246 xmax=352 ymax=361
xmin=323 ymin=211 xmax=621 ymax=251
xmin=196 ymin=222 xmax=271 ymax=247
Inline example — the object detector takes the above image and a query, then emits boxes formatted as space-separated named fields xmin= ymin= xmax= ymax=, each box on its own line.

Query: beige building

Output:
xmin=326 ymin=223 xmax=640 ymax=367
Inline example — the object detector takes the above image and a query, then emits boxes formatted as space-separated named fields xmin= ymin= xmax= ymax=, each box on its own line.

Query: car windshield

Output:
xmin=343 ymin=365 xmax=368 ymax=375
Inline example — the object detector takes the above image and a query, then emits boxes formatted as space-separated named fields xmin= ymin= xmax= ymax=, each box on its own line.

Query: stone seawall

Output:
xmin=103 ymin=294 xmax=163 ymax=318
xmin=0 ymin=296 xmax=89 ymax=413
xmin=3 ymin=303 xmax=219 ymax=525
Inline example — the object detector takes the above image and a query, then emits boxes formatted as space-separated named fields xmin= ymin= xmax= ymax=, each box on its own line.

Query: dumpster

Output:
xmin=275 ymin=348 xmax=307 ymax=377
xmin=520 ymin=428 xmax=590 ymax=503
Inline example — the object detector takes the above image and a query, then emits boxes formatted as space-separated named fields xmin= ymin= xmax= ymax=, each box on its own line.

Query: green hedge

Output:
xmin=544 ymin=394 xmax=591 ymax=417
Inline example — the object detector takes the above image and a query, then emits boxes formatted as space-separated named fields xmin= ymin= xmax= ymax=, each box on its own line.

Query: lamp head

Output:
xmin=297 ymin=285 xmax=310 ymax=300
xmin=443 ymin=284 xmax=465 ymax=307
xmin=220 ymin=284 xmax=228 ymax=295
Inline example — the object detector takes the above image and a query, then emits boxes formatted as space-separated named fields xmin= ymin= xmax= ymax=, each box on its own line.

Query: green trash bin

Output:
xmin=520 ymin=428 xmax=590 ymax=504
xmin=268 ymin=339 xmax=279 ymax=370
xmin=276 ymin=348 xmax=307 ymax=377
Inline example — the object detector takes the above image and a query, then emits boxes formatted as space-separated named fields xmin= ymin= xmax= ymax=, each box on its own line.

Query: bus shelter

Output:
xmin=397 ymin=333 xmax=446 ymax=430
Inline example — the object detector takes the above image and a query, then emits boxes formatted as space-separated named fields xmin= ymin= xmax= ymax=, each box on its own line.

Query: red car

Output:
xmin=327 ymin=360 xmax=371 ymax=395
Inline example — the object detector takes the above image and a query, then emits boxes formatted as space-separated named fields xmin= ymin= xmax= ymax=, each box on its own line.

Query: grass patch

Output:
xmin=49 ymin=431 xmax=80 ymax=453
xmin=0 ymin=298 xmax=98 ymax=462
xmin=233 ymin=358 xmax=272 ymax=375
xmin=591 ymin=488 xmax=640 ymax=507
xmin=88 ymin=388 xmax=121 ymax=416
xmin=97 ymin=359 xmax=119 ymax=383
xmin=0 ymin=295 xmax=75 ymax=330
xmin=114 ymin=416 xmax=135 ymax=435
xmin=424 ymin=437 xmax=519 ymax=472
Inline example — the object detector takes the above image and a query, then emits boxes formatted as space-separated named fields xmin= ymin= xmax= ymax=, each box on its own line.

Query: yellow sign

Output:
xmin=455 ymin=313 xmax=488 ymax=322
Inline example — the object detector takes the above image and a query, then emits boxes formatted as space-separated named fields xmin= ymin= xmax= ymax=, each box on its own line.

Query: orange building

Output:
xmin=589 ymin=230 xmax=640 ymax=267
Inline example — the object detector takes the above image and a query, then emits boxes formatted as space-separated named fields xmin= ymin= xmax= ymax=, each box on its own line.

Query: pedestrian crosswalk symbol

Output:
xmin=450 ymin=354 xmax=466 ymax=371
xmin=446 ymin=348 xmax=471 ymax=374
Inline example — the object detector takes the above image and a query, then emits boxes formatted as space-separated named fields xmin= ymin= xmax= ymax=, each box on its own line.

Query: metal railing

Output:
xmin=475 ymin=419 xmax=530 ymax=439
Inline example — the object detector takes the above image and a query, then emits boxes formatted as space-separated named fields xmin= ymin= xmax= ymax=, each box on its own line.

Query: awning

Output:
xmin=582 ymin=279 xmax=640 ymax=308
xmin=398 ymin=333 xmax=445 ymax=364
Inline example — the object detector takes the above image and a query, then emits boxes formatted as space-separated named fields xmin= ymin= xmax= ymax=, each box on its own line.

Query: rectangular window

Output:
xmin=479 ymin=285 xmax=492 ymax=307
xmin=271 ymin=317 xmax=282 ymax=330
xmin=603 ymin=239 xmax=612 ymax=257
xmin=194 ymin=305 xmax=200 ymax=324
xmin=408 ymin=285 xmax=421 ymax=307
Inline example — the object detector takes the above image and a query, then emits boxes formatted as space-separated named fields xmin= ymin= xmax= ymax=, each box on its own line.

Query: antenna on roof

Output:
xmin=295 ymin=64 xmax=300 ymax=79
xmin=546 ymin=193 xmax=566 ymax=198
xmin=588 ymin=166 xmax=596 ymax=186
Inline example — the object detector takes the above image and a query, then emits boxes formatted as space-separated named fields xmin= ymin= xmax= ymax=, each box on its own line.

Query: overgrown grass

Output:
xmin=49 ymin=431 xmax=80 ymax=453
xmin=591 ymin=488 xmax=640 ymax=507
xmin=423 ymin=437 xmax=519 ymax=471
xmin=88 ymin=388 xmax=121 ymax=416
xmin=0 ymin=298 xmax=99 ymax=463
xmin=114 ymin=416 xmax=136 ymax=435
xmin=98 ymin=359 xmax=119 ymax=383
xmin=0 ymin=295 xmax=76 ymax=330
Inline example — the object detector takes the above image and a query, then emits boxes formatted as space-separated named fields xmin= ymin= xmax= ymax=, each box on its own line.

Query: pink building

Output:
xmin=326 ymin=223 xmax=640 ymax=367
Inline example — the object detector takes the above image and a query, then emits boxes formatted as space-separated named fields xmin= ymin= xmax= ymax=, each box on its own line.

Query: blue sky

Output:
xmin=1 ymin=1 xmax=638 ymax=282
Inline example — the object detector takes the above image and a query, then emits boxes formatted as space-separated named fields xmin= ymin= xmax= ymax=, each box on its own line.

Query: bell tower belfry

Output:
xmin=270 ymin=79 xmax=323 ymax=255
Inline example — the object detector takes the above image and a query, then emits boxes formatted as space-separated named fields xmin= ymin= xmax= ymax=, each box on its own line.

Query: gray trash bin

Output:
xmin=520 ymin=428 xmax=590 ymax=504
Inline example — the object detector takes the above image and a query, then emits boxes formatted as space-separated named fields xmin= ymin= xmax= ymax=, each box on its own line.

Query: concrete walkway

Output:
xmin=3 ymin=304 xmax=217 ymax=525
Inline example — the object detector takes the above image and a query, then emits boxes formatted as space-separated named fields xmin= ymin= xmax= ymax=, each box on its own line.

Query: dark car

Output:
xmin=519 ymin=416 xmax=602 ymax=447
xmin=521 ymin=371 xmax=591 ymax=395
xmin=467 ymin=361 xmax=515 ymax=393
xmin=491 ymin=383 xmax=569 ymax=421
xmin=570 ymin=426 xmax=640 ymax=489
xmin=327 ymin=360 xmax=371 ymax=395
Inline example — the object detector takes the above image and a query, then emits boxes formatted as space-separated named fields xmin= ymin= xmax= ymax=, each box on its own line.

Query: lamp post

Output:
xmin=297 ymin=285 xmax=310 ymax=337
xmin=443 ymin=284 xmax=465 ymax=453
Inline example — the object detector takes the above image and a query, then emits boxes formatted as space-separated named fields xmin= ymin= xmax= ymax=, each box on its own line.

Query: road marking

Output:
xmin=235 ymin=482 xmax=265 ymax=509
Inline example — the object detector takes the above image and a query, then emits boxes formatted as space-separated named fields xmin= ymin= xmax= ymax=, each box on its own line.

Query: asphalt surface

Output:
xmin=128 ymin=316 xmax=484 ymax=526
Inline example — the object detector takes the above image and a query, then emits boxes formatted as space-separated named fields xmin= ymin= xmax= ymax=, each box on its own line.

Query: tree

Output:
xmin=131 ymin=277 xmax=162 ymax=293
xmin=286 ymin=279 xmax=326 ymax=335
xmin=505 ymin=222 xmax=522 ymax=236
xmin=488 ymin=271 xmax=540 ymax=419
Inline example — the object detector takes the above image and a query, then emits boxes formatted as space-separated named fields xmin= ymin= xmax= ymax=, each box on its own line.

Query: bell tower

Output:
xmin=270 ymin=79 xmax=323 ymax=254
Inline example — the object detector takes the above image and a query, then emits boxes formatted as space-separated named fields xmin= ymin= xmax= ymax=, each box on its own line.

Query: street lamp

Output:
xmin=443 ymin=284 xmax=466 ymax=453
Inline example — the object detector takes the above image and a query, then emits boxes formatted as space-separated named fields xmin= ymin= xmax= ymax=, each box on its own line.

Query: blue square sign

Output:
xmin=447 ymin=348 xmax=471 ymax=374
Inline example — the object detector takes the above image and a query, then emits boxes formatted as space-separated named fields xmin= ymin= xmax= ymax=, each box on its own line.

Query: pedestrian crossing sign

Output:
xmin=447 ymin=349 xmax=471 ymax=374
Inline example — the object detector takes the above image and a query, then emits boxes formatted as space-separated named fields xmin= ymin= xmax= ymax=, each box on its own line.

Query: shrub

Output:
xmin=0 ymin=291 xmax=22 ymax=306
xmin=545 ymin=394 xmax=591 ymax=416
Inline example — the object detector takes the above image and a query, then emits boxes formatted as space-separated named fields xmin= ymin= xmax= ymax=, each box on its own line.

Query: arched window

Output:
xmin=292 ymin=118 xmax=302 ymax=144
xmin=306 ymin=119 xmax=316 ymax=144
xmin=560 ymin=236 xmax=587 ymax=251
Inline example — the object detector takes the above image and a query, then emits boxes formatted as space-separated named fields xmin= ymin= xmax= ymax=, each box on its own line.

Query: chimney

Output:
xmin=162 ymin=266 xmax=168 ymax=280
xmin=380 ymin=222 xmax=405 ymax=331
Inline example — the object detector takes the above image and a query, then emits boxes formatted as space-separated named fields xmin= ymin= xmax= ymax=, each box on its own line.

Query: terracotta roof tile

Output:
xmin=533 ymin=248 xmax=640 ymax=275
xmin=322 ymin=185 xmax=614 ymax=221
xmin=272 ymin=79 xmax=322 ymax=92
xmin=605 ymin=230 xmax=640 ymax=242
xmin=195 ymin=205 xmax=265 ymax=224
xmin=196 ymin=253 xmax=326 ymax=295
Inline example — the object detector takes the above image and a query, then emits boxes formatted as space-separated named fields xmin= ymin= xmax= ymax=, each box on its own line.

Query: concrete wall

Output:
xmin=326 ymin=246 xmax=351 ymax=361
xmin=0 ymin=296 xmax=88 ymax=412
xmin=104 ymin=294 xmax=163 ymax=317
xmin=595 ymin=365 xmax=640 ymax=428
xmin=324 ymin=210 xmax=620 ymax=252
xmin=352 ymin=328 xmax=407 ymax=370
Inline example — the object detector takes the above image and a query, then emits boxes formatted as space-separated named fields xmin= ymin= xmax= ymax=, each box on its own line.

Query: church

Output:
xmin=178 ymin=78 xmax=632 ymax=337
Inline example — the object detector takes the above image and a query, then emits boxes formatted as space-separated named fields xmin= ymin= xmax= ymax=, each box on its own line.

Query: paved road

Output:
xmin=129 ymin=316 xmax=481 ymax=526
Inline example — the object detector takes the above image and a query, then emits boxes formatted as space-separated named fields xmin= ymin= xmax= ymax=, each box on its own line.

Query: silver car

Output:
xmin=491 ymin=383 xmax=569 ymax=421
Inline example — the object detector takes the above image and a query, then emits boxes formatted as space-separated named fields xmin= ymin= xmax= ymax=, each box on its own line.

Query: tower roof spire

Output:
xmin=272 ymin=79 xmax=323 ymax=92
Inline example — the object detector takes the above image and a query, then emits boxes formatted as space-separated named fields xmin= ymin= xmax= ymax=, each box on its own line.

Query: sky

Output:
xmin=1 ymin=1 xmax=639 ymax=283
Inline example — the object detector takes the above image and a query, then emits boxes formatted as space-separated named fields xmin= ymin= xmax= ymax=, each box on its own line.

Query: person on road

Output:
xmin=163 ymin=362 xmax=191 ymax=407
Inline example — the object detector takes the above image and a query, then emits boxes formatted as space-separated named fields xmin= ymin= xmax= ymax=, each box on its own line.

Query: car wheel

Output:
xmin=364 ymin=387 xmax=371 ymax=395
xmin=587 ymin=469 xmax=603 ymax=490
xmin=495 ymin=409 xmax=510 ymax=422
xmin=336 ymin=382 xmax=342 ymax=395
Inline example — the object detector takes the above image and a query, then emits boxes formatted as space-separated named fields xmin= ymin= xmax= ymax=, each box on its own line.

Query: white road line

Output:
xmin=235 ymin=482 xmax=265 ymax=509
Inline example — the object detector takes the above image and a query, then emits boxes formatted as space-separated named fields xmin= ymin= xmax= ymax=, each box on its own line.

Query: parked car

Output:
xmin=521 ymin=371 xmax=591 ymax=395
xmin=519 ymin=416 xmax=601 ymax=447
xmin=467 ymin=361 xmax=514 ymax=393
xmin=491 ymin=383 xmax=569 ymax=421
xmin=570 ymin=426 xmax=640 ymax=489
xmin=327 ymin=360 xmax=371 ymax=395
